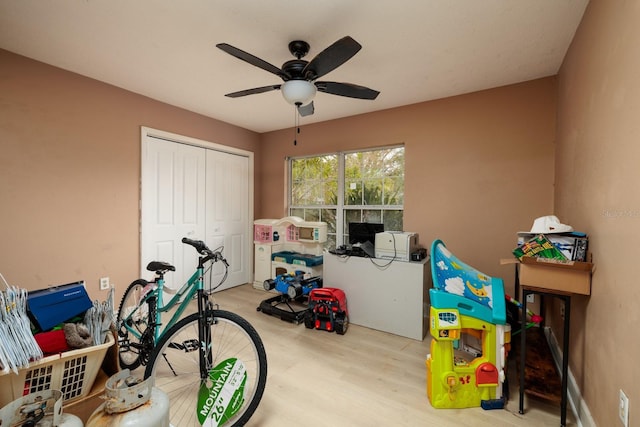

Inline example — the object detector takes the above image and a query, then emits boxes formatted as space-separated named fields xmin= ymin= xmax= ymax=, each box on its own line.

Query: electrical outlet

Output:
xmin=99 ymin=277 xmax=110 ymax=290
xmin=620 ymin=389 xmax=629 ymax=427
xmin=526 ymin=294 xmax=535 ymax=304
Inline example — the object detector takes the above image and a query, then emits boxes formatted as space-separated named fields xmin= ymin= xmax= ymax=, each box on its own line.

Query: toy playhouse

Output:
xmin=254 ymin=217 xmax=328 ymax=323
xmin=426 ymin=239 xmax=510 ymax=409
xmin=253 ymin=216 xmax=327 ymax=289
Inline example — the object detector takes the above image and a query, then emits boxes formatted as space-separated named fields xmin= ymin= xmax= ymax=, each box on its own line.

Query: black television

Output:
xmin=348 ymin=222 xmax=384 ymax=246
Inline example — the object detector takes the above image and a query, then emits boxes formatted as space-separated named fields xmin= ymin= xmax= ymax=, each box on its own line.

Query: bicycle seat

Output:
xmin=146 ymin=261 xmax=176 ymax=273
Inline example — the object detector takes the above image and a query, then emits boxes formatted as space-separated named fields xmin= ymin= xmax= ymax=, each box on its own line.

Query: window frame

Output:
xmin=288 ymin=144 xmax=404 ymax=248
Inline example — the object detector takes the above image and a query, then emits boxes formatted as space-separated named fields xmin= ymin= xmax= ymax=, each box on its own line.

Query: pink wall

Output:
xmin=258 ymin=78 xmax=557 ymax=288
xmin=555 ymin=0 xmax=640 ymax=424
xmin=0 ymin=49 xmax=260 ymax=304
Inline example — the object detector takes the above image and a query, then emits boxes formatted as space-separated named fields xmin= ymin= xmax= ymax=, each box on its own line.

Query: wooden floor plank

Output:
xmin=134 ymin=284 xmax=576 ymax=426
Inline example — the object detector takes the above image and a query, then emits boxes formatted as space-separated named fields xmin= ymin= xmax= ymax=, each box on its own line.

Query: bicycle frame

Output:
xmin=122 ymin=258 xmax=209 ymax=345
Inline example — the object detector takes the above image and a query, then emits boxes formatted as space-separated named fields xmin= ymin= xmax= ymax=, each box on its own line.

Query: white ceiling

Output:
xmin=0 ymin=0 xmax=589 ymax=133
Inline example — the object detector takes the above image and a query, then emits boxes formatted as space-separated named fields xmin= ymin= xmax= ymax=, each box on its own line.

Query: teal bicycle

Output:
xmin=117 ymin=238 xmax=267 ymax=426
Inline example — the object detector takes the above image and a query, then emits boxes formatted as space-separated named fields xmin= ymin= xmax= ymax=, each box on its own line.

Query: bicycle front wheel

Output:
xmin=144 ymin=310 xmax=267 ymax=427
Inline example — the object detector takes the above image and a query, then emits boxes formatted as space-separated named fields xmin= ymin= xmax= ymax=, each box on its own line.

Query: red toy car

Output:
xmin=304 ymin=288 xmax=349 ymax=334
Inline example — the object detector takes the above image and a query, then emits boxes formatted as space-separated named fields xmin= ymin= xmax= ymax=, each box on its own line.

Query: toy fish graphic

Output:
xmin=466 ymin=281 xmax=488 ymax=298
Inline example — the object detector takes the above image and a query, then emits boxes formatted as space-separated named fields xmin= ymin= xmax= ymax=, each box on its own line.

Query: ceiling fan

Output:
xmin=216 ymin=36 xmax=380 ymax=117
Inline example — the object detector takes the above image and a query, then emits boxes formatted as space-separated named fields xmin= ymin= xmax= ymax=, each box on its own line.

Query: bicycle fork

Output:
xmin=198 ymin=289 xmax=213 ymax=381
xmin=162 ymin=291 xmax=213 ymax=379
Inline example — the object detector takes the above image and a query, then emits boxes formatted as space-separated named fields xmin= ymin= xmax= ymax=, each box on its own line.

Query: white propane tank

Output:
xmin=86 ymin=369 xmax=170 ymax=427
xmin=0 ymin=389 xmax=83 ymax=427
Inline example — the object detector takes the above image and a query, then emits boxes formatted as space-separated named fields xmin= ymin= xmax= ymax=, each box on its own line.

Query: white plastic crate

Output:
xmin=0 ymin=332 xmax=114 ymax=406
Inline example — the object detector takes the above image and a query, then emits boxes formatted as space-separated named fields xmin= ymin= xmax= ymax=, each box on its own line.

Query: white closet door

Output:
xmin=141 ymin=137 xmax=206 ymax=289
xmin=141 ymin=128 xmax=253 ymax=293
xmin=206 ymin=150 xmax=250 ymax=291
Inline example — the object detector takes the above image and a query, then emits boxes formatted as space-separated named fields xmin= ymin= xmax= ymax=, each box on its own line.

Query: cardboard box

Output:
xmin=517 ymin=257 xmax=593 ymax=295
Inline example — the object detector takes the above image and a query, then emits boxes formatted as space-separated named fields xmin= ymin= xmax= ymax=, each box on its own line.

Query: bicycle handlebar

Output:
xmin=181 ymin=237 xmax=209 ymax=254
xmin=181 ymin=237 xmax=229 ymax=266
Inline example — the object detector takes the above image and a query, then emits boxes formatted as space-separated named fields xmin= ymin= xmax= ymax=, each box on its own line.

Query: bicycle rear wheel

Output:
xmin=117 ymin=279 xmax=151 ymax=370
xmin=144 ymin=310 xmax=267 ymax=427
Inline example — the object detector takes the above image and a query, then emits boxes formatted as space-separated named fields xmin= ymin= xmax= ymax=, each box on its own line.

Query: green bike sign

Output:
xmin=197 ymin=358 xmax=247 ymax=426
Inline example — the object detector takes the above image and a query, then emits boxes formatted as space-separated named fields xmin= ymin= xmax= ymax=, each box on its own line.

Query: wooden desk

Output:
xmin=519 ymin=286 xmax=572 ymax=427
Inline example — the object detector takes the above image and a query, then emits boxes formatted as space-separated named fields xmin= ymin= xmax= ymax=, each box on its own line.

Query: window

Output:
xmin=289 ymin=146 xmax=404 ymax=249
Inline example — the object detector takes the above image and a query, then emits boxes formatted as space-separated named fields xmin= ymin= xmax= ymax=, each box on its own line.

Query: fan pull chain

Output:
xmin=293 ymin=103 xmax=301 ymax=146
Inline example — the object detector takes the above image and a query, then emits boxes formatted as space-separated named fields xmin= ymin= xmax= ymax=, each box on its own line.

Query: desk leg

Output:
xmin=519 ymin=289 xmax=528 ymax=415
xmin=560 ymin=295 xmax=571 ymax=427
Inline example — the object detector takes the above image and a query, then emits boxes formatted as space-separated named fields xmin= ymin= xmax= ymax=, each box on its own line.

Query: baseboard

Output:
xmin=544 ymin=327 xmax=596 ymax=427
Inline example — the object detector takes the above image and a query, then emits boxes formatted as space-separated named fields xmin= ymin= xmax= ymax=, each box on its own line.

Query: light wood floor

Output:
xmin=197 ymin=284 xmax=576 ymax=427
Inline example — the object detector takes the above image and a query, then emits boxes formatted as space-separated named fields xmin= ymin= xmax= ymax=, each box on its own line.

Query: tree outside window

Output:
xmin=290 ymin=146 xmax=404 ymax=249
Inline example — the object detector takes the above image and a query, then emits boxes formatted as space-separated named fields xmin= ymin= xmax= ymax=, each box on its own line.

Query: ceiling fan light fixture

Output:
xmin=281 ymin=80 xmax=316 ymax=105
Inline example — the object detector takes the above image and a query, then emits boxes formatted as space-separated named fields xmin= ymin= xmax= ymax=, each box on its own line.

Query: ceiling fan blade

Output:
xmin=303 ymin=36 xmax=362 ymax=80
xmin=216 ymin=43 xmax=288 ymax=79
xmin=224 ymin=84 xmax=281 ymax=98
xmin=297 ymin=101 xmax=314 ymax=117
xmin=316 ymin=81 xmax=380 ymax=100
